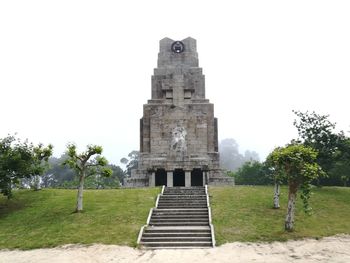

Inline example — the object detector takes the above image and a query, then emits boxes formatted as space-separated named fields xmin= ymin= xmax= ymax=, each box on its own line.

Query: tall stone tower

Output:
xmin=126 ymin=37 xmax=233 ymax=187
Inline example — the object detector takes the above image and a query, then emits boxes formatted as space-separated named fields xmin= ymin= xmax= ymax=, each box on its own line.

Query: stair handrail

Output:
xmin=205 ymin=185 xmax=210 ymax=207
xmin=137 ymin=225 xmax=146 ymax=245
xmin=155 ymin=194 xmax=161 ymax=208
xmin=208 ymin=206 xmax=212 ymax=224
xmin=161 ymin=185 xmax=165 ymax=194
xmin=206 ymin=184 xmax=216 ymax=247
xmin=146 ymin=208 xmax=154 ymax=224
xmin=210 ymin=223 xmax=216 ymax=247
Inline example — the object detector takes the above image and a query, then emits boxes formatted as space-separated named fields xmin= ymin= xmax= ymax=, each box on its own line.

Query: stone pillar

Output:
xmin=149 ymin=172 xmax=155 ymax=187
xmin=185 ymin=171 xmax=191 ymax=187
xmin=204 ymin=171 xmax=208 ymax=185
xmin=203 ymin=172 xmax=206 ymax=186
xmin=167 ymin=171 xmax=173 ymax=187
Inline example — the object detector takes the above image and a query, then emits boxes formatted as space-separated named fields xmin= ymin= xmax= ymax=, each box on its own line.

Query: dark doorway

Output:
xmin=155 ymin=169 xmax=167 ymax=186
xmin=173 ymin=169 xmax=185 ymax=186
xmin=191 ymin=169 xmax=203 ymax=186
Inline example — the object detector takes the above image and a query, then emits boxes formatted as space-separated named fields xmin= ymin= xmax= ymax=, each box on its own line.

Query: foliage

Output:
xmin=63 ymin=143 xmax=113 ymax=212
xmin=234 ymin=161 xmax=272 ymax=185
xmin=219 ymin=138 xmax=260 ymax=172
xmin=330 ymin=137 xmax=350 ymax=186
xmin=0 ymin=135 xmax=52 ymax=198
xmin=210 ymin=186 xmax=350 ymax=244
xmin=266 ymin=143 xmax=324 ymax=214
xmin=31 ymin=155 xmax=125 ymax=189
xmin=293 ymin=110 xmax=344 ymax=176
xmin=0 ymin=188 xmax=160 ymax=249
xmin=120 ymin=150 xmax=139 ymax=178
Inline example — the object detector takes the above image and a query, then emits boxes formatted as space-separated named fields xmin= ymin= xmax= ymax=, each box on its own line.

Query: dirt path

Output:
xmin=1 ymin=235 xmax=349 ymax=263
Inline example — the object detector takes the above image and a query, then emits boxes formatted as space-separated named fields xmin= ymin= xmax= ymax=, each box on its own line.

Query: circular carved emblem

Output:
xmin=171 ymin=41 xmax=185 ymax=53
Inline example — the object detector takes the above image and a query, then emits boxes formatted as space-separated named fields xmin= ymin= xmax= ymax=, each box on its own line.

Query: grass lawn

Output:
xmin=0 ymin=186 xmax=349 ymax=249
xmin=0 ymin=188 xmax=160 ymax=249
xmin=210 ymin=186 xmax=350 ymax=245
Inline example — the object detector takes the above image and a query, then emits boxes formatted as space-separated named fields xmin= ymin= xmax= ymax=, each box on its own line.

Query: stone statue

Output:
xmin=171 ymin=126 xmax=187 ymax=153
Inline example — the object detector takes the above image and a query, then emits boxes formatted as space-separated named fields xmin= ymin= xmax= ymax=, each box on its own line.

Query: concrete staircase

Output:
xmin=137 ymin=186 xmax=215 ymax=249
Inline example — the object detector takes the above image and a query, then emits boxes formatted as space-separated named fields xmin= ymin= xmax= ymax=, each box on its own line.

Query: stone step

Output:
xmin=141 ymin=237 xmax=212 ymax=242
xmin=153 ymin=210 xmax=208 ymax=213
xmin=158 ymin=202 xmax=207 ymax=205
xmin=158 ymin=204 xmax=207 ymax=206
xmin=151 ymin=215 xmax=208 ymax=220
xmin=144 ymin=227 xmax=211 ymax=233
xmin=159 ymin=203 xmax=207 ymax=205
xmin=139 ymin=186 xmax=213 ymax=248
xmin=150 ymin=218 xmax=209 ymax=222
xmin=163 ymin=193 xmax=205 ymax=197
xmin=157 ymin=207 xmax=207 ymax=210
xmin=142 ymin=233 xmax=211 ymax=237
xmin=153 ymin=210 xmax=208 ymax=214
xmin=149 ymin=222 xmax=209 ymax=226
xmin=159 ymin=197 xmax=207 ymax=200
xmin=139 ymin=241 xmax=212 ymax=248
xmin=163 ymin=187 xmax=205 ymax=191
xmin=152 ymin=213 xmax=208 ymax=217
xmin=163 ymin=191 xmax=205 ymax=196
xmin=157 ymin=206 xmax=207 ymax=209
xmin=159 ymin=199 xmax=207 ymax=201
xmin=157 ymin=202 xmax=207 ymax=205
xmin=163 ymin=191 xmax=205 ymax=194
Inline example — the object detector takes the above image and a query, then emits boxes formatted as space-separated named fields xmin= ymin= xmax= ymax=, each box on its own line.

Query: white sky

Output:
xmin=1 ymin=0 xmax=349 ymax=165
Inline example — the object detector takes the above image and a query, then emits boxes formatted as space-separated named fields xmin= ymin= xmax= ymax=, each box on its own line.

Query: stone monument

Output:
xmin=126 ymin=37 xmax=234 ymax=187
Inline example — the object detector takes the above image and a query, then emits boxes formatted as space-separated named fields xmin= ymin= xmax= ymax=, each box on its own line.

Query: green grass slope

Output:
xmin=0 ymin=186 xmax=349 ymax=249
xmin=0 ymin=188 xmax=160 ymax=249
xmin=210 ymin=186 xmax=350 ymax=244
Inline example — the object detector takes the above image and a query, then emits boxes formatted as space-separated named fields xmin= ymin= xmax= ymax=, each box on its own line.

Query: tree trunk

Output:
xmin=33 ymin=175 xmax=41 ymax=191
xmin=285 ymin=182 xmax=298 ymax=231
xmin=76 ymin=173 xmax=85 ymax=212
xmin=273 ymin=183 xmax=280 ymax=209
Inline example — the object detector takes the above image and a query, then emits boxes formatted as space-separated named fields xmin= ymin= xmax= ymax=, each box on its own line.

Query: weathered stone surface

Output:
xmin=126 ymin=37 xmax=234 ymax=187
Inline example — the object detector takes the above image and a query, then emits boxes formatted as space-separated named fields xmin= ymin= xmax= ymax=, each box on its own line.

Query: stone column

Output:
xmin=149 ymin=172 xmax=155 ymax=187
xmin=202 ymin=172 xmax=206 ymax=186
xmin=167 ymin=171 xmax=173 ymax=187
xmin=185 ymin=171 xmax=191 ymax=187
xmin=204 ymin=171 xmax=208 ymax=185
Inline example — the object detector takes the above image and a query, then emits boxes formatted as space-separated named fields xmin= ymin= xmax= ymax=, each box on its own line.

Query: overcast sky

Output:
xmin=1 ymin=0 xmax=349 ymax=165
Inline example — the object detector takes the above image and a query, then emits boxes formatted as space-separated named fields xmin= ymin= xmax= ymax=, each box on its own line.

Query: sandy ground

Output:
xmin=1 ymin=235 xmax=350 ymax=263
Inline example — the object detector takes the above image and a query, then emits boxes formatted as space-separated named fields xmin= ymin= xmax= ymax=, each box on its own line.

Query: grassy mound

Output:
xmin=0 ymin=186 xmax=349 ymax=249
xmin=210 ymin=186 xmax=350 ymax=244
xmin=0 ymin=188 xmax=160 ymax=249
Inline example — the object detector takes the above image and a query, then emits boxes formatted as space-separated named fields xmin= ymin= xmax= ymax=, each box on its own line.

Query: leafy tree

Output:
xmin=266 ymin=142 xmax=324 ymax=231
xmin=293 ymin=110 xmax=343 ymax=175
xmin=330 ymin=137 xmax=350 ymax=186
xmin=234 ymin=161 xmax=271 ymax=185
xmin=0 ymin=135 xmax=52 ymax=198
xmin=29 ymin=143 xmax=54 ymax=190
xmin=63 ymin=144 xmax=112 ymax=212
xmin=120 ymin=150 xmax=139 ymax=178
xmin=109 ymin=164 xmax=125 ymax=186
xmin=43 ymin=155 xmax=76 ymax=187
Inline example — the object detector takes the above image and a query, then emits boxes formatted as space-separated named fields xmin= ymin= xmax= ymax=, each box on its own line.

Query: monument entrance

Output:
xmin=191 ymin=169 xmax=203 ymax=186
xmin=126 ymin=37 xmax=234 ymax=187
xmin=155 ymin=169 xmax=167 ymax=186
xmin=173 ymin=169 xmax=185 ymax=187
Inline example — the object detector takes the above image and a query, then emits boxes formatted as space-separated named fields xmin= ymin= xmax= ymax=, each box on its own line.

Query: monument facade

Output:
xmin=126 ymin=37 xmax=234 ymax=187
